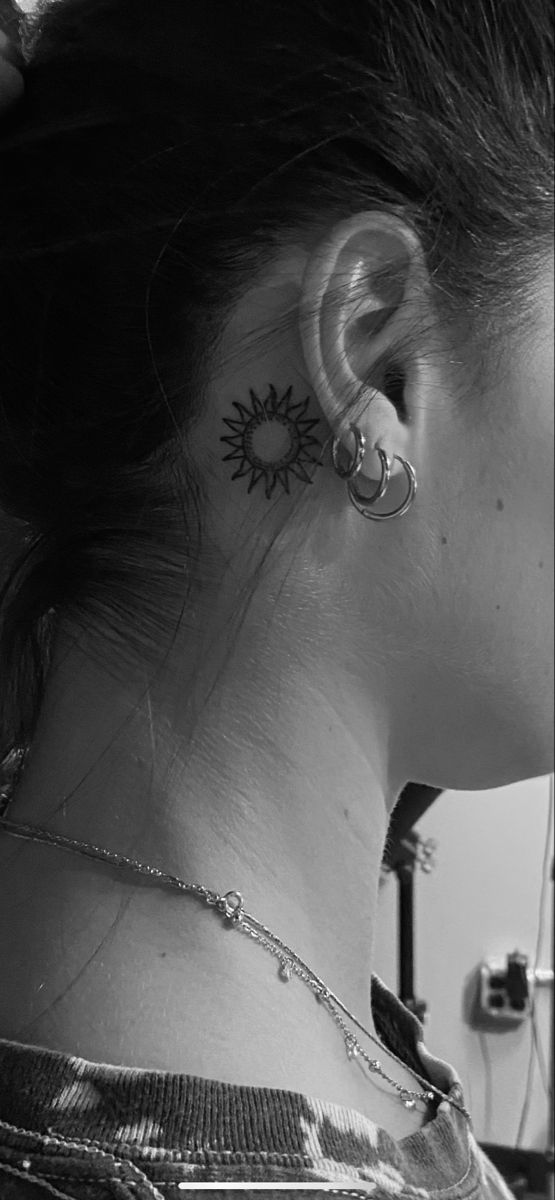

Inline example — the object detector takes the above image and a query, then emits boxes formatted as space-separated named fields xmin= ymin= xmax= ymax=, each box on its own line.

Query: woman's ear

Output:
xmin=298 ymin=211 xmax=429 ymax=482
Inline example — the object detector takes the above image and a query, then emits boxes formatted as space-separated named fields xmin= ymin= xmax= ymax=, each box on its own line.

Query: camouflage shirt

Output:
xmin=0 ymin=973 xmax=515 ymax=1199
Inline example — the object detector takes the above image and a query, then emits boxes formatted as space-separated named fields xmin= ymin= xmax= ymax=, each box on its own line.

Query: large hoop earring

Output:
xmin=348 ymin=454 xmax=416 ymax=520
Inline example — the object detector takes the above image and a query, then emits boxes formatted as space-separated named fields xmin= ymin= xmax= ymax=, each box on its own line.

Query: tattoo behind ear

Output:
xmin=220 ymin=384 xmax=323 ymax=500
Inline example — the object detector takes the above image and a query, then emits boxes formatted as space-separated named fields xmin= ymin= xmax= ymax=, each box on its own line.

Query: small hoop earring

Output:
xmin=331 ymin=423 xmax=391 ymax=505
xmin=331 ymin=422 xmax=366 ymax=479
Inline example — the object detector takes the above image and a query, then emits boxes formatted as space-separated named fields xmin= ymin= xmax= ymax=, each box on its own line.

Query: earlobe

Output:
xmin=298 ymin=211 xmax=425 ymax=464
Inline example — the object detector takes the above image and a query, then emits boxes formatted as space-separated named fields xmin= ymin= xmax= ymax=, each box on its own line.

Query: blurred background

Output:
xmin=379 ymin=774 xmax=553 ymax=1198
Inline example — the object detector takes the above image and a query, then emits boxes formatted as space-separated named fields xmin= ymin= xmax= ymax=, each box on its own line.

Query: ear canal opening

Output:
xmin=383 ymin=365 xmax=408 ymax=424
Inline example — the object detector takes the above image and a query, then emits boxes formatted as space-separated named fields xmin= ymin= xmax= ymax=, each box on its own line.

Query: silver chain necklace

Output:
xmin=0 ymin=812 xmax=470 ymax=1121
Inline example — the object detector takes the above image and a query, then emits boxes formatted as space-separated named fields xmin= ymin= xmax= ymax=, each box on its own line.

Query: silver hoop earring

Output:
xmin=331 ymin=422 xmax=417 ymax=521
xmin=331 ymin=423 xmax=391 ymax=504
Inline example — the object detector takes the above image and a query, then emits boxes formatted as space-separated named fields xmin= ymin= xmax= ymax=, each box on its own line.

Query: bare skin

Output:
xmin=0 ymin=213 xmax=553 ymax=1140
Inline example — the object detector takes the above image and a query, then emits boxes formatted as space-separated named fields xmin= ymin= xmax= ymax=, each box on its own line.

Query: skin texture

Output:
xmin=0 ymin=213 xmax=553 ymax=1140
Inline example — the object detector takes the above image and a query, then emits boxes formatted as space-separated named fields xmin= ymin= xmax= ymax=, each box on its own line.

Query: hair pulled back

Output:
xmin=0 ymin=0 xmax=553 ymax=766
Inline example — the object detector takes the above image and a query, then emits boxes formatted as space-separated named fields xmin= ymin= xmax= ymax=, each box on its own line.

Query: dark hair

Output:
xmin=0 ymin=0 xmax=553 ymax=766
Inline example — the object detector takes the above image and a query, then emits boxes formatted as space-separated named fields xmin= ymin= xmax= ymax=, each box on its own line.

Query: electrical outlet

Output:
xmin=478 ymin=951 xmax=532 ymax=1026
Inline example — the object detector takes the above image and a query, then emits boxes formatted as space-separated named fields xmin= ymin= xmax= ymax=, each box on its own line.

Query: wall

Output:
xmin=375 ymin=775 xmax=553 ymax=1151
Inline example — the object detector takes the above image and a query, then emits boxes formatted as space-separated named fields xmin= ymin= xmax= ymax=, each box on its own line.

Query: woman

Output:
xmin=0 ymin=0 xmax=552 ymax=1195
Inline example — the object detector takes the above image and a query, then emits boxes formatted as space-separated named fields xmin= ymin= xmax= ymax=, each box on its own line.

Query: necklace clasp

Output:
xmin=216 ymin=890 xmax=245 ymax=923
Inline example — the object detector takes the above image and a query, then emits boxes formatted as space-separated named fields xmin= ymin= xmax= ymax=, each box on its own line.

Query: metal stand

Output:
xmin=390 ymin=827 xmax=436 ymax=1023
xmin=546 ymin=853 xmax=554 ymax=1200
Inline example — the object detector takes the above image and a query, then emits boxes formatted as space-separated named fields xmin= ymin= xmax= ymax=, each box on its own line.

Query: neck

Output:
xmin=0 ymin=583 xmax=413 ymax=1122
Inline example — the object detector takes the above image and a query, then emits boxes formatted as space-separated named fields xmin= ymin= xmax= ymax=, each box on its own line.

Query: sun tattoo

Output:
xmin=220 ymin=384 xmax=323 ymax=500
